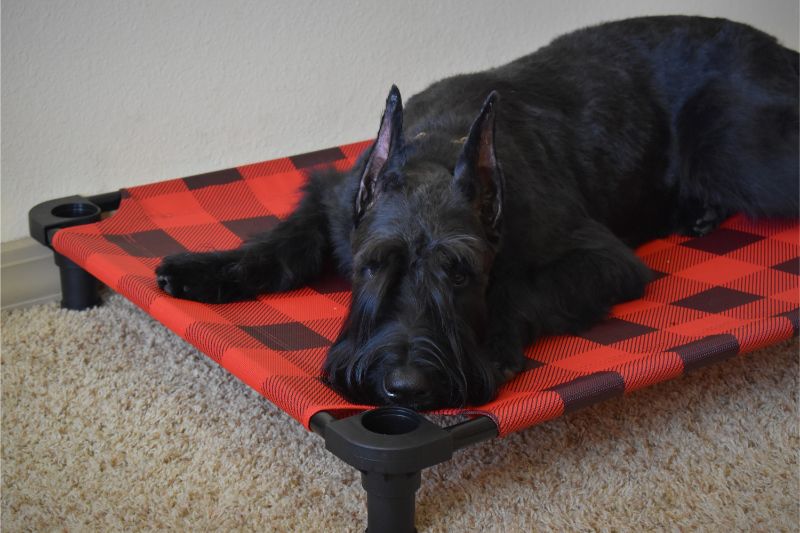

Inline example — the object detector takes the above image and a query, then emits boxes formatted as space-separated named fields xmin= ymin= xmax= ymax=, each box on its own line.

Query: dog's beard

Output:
xmin=323 ymin=318 xmax=498 ymax=410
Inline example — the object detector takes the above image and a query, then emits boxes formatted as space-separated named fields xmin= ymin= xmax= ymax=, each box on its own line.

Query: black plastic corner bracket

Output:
xmin=28 ymin=192 xmax=122 ymax=310
xmin=311 ymin=407 xmax=498 ymax=532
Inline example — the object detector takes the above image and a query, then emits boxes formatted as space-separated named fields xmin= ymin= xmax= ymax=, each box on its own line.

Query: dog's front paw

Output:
xmin=691 ymin=206 xmax=722 ymax=236
xmin=155 ymin=252 xmax=246 ymax=303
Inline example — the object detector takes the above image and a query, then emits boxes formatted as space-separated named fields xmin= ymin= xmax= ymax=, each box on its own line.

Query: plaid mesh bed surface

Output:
xmin=52 ymin=141 xmax=799 ymax=436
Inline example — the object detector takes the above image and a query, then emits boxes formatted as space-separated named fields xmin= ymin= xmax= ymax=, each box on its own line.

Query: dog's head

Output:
xmin=323 ymin=86 xmax=506 ymax=410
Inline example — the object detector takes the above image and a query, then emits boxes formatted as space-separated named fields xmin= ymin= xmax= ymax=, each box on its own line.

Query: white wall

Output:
xmin=2 ymin=0 xmax=798 ymax=243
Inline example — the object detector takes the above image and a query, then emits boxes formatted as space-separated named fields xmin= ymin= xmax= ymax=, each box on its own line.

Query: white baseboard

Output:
xmin=1 ymin=238 xmax=61 ymax=310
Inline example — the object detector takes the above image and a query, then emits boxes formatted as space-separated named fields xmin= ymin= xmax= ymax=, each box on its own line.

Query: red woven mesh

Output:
xmin=52 ymin=141 xmax=799 ymax=436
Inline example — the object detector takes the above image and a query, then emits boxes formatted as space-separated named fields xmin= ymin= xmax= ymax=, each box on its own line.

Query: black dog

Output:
xmin=156 ymin=16 xmax=799 ymax=410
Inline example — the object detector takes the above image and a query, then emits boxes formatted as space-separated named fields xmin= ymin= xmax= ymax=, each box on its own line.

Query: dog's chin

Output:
xmin=328 ymin=381 xmax=455 ymax=410
xmin=379 ymin=394 xmax=445 ymax=412
xmin=374 ymin=385 xmax=497 ymax=411
xmin=328 ymin=382 xmax=498 ymax=411
xmin=378 ymin=391 xmax=498 ymax=411
xmin=339 ymin=386 xmax=444 ymax=411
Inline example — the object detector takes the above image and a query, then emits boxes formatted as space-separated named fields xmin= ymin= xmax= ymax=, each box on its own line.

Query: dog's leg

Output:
xmin=674 ymin=75 xmax=799 ymax=222
xmin=156 ymin=172 xmax=337 ymax=303
xmin=485 ymin=220 xmax=652 ymax=377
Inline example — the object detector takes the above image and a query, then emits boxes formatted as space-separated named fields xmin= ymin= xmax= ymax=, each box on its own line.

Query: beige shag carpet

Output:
xmin=2 ymin=294 xmax=798 ymax=532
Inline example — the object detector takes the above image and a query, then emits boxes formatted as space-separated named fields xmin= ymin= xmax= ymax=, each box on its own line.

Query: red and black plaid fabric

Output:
xmin=52 ymin=141 xmax=799 ymax=437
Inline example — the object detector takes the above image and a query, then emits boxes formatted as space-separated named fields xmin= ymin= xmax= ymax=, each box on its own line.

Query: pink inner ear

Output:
xmin=472 ymin=96 xmax=503 ymax=230
xmin=356 ymin=88 xmax=404 ymax=217
xmin=370 ymin=119 xmax=393 ymax=171
xmin=477 ymin=120 xmax=496 ymax=175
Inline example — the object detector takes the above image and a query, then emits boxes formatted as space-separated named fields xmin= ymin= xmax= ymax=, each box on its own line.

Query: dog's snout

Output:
xmin=382 ymin=366 xmax=430 ymax=403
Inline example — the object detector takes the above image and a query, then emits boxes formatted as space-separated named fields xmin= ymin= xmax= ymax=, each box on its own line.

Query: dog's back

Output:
xmin=405 ymin=16 xmax=799 ymax=245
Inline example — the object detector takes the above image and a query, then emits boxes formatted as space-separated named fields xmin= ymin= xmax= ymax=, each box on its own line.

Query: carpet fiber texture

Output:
xmin=2 ymin=294 xmax=798 ymax=532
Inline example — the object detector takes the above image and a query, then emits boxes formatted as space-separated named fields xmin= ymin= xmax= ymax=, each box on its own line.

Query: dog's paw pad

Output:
xmin=155 ymin=274 xmax=171 ymax=292
xmin=155 ymin=273 xmax=193 ymax=298
xmin=154 ymin=256 xmax=212 ymax=300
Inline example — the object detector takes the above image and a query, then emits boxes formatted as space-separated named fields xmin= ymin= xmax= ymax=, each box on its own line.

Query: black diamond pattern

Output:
xmin=772 ymin=257 xmax=800 ymax=276
xmin=681 ymin=229 xmax=763 ymax=255
xmin=106 ymin=230 xmax=186 ymax=257
xmin=673 ymin=287 xmax=761 ymax=313
xmin=580 ymin=318 xmax=657 ymax=345
xmin=184 ymin=168 xmax=243 ymax=190
xmin=669 ymin=334 xmax=739 ymax=371
xmin=222 ymin=216 xmax=280 ymax=241
xmin=548 ymin=371 xmax=625 ymax=414
xmin=242 ymin=323 xmax=330 ymax=351
xmin=290 ymin=147 xmax=346 ymax=169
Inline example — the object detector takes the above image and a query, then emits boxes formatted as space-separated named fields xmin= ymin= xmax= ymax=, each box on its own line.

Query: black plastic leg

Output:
xmin=363 ymin=470 xmax=420 ymax=533
xmin=55 ymin=253 xmax=100 ymax=310
xmin=29 ymin=192 xmax=121 ymax=311
xmin=311 ymin=407 xmax=498 ymax=532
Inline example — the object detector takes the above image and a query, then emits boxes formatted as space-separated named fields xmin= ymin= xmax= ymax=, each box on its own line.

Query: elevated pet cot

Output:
xmin=29 ymin=140 xmax=799 ymax=532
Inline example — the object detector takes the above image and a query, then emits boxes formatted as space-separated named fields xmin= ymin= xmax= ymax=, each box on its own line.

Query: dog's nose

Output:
xmin=383 ymin=366 xmax=430 ymax=403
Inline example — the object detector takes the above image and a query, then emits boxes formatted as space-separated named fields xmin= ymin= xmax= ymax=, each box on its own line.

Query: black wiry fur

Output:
xmin=157 ymin=16 xmax=799 ymax=410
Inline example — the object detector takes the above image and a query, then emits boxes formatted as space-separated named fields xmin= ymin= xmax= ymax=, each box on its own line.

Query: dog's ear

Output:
xmin=355 ymin=85 xmax=404 ymax=221
xmin=454 ymin=91 xmax=504 ymax=240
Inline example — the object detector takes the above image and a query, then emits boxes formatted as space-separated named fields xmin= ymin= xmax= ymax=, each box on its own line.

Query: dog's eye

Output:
xmin=450 ymin=270 xmax=469 ymax=287
xmin=452 ymin=273 xmax=467 ymax=286
xmin=361 ymin=262 xmax=379 ymax=279
xmin=446 ymin=260 xmax=472 ymax=287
